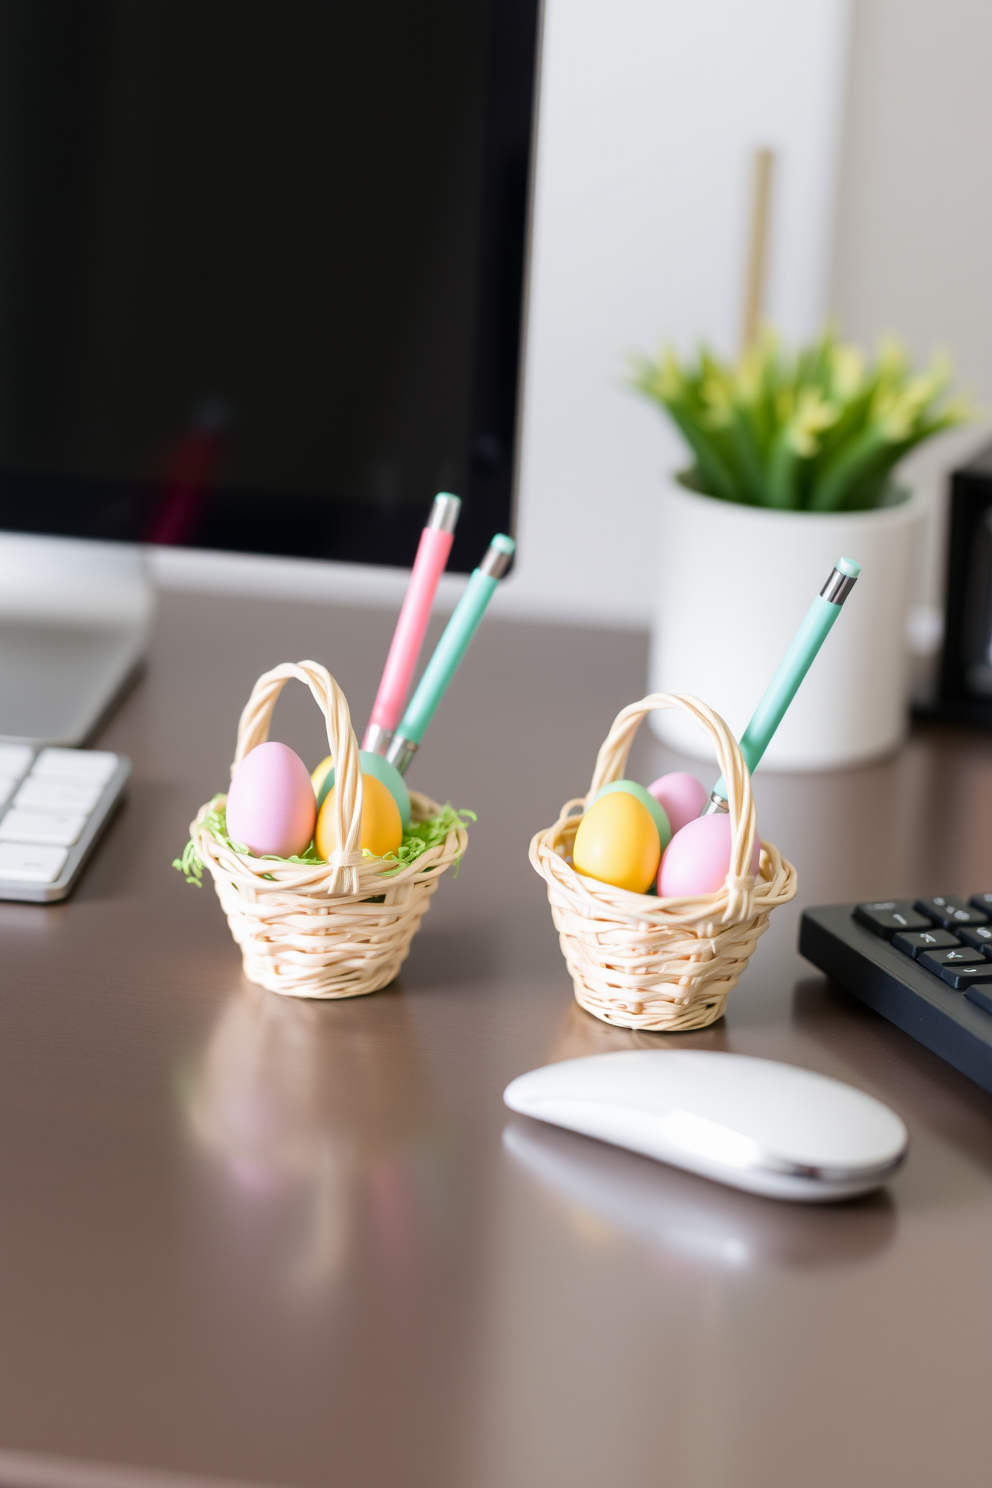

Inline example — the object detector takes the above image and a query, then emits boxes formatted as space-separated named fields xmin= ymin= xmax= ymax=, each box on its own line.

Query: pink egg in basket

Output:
xmin=225 ymin=741 xmax=317 ymax=858
xmin=646 ymin=771 xmax=709 ymax=836
xmin=657 ymin=813 xmax=761 ymax=899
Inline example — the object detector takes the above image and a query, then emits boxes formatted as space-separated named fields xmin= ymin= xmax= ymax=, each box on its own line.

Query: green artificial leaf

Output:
xmin=629 ymin=327 xmax=973 ymax=511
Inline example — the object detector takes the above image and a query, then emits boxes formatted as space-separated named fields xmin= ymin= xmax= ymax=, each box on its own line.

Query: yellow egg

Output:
xmin=572 ymin=790 xmax=661 ymax=893
xmin=315 ymin=773 xmax=403 ymax=860
xmin=311 ymin=754 xmax=334 ymax=799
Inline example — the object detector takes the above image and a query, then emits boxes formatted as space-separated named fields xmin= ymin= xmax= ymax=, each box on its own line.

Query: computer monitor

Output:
xmin=0 ymin=0 xmax=540 ymax=743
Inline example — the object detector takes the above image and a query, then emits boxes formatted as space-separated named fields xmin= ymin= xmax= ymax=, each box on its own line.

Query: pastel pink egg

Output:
xmin=657 ymin=814 xmax=761 ymax=898
xmin=646 ymin=771 xmax=709 ymax=836
xmin=225 ymin=741 xmax=317 ymax=858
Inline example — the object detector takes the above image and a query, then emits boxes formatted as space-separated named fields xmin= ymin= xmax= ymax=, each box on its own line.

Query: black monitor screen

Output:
xmin=0 ymin=0 xmax=538 ymax=570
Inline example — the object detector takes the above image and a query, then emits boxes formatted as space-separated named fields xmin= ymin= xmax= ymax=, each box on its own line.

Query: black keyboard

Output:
xmin=799 ymin=895 xmax=992 ymax=1094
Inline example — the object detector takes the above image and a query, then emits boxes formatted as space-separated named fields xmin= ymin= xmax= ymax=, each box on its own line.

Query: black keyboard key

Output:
xmin=937 ymin=961 xmax=992 ymax=991
xmin=919 ymin=946 xmax=985 ymax=975
xmin=966 ymin=983 xmax=992 ymax=1016
xmin=915 ymin=895 xmax=990 ymax=929
xmin=892 ymin=928 xmax=960 ymax=959
xmin=854 ymin=901 xmax=933 ymax=939
xmin=959 ymin=924 xmax=992 ymax=956
xmin=971 ymin=894 xmax=992 ymax=916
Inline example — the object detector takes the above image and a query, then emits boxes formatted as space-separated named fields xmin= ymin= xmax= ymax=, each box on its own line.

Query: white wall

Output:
xmin=506 ymin=0 xmax=851 ymax=624
xmin=829 ymin=0 xmax=992 ymax=615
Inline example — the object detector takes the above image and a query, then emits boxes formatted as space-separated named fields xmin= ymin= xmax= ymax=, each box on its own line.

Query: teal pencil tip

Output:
xmin=836 ymin=556 xmax=861 ymax=577
xmin=491 ymin=533 xmax=516 ymax=556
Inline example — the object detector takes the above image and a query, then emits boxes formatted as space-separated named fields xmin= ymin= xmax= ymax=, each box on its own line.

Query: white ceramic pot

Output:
xmin=649 ymin=480 xmax=925 ymax=770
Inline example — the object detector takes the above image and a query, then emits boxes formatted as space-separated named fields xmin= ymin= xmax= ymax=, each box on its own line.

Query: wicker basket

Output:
xmin=193 ymin=660 xmax=467 ymax=1000
xmin=529 ymin=692 xmax=797 ymax=1032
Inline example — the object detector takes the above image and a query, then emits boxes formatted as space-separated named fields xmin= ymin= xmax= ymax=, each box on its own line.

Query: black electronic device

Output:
xmin=800 ymin=894 xmax=992 ymax=1094
xmin=929 ymin=441 xmax=992 ymax=727
xmin=0 ymin=0 xmax=539 ymax=573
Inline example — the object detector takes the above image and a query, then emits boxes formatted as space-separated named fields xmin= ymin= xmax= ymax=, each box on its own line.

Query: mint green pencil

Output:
xmin=386 ymin=534 xmax=515 ymax=775
xmin=704 ymin=556 xmax=861 ymax=813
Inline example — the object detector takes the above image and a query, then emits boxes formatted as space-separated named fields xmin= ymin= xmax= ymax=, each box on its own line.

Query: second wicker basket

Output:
xmin=530 ymin=692 xmax=797 ymax=1031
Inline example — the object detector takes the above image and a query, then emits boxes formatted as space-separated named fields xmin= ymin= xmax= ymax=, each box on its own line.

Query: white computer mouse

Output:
xmin=503 ymin=1051 xmax=908 ymax=1202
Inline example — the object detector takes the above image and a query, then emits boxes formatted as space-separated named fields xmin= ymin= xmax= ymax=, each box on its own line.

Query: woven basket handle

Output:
xmin=231 ymin=660 xmax=364 ymax=896
xmin=587 ymin=692 xmax=757 ymax=921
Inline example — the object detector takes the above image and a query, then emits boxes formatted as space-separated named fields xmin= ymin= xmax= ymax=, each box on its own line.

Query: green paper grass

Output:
xmin=173 ymin=796 xmax=474 ymax=886
xmin=630 ymin=327 xmax=972 ymax=512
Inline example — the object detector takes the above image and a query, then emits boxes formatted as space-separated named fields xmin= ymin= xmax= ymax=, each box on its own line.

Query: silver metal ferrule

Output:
xmin=479 ymin=542 xmax=513 ymax=580
xmin=385 ymin=734 xmax=418 ymax=777
xmin=427 ymin=493 xmax=461 ymax=534
xmin=702 ymin=791 xmax=730 ymax=815
xmin=362 ymin=722 xmax=392 ymax=757
xmin=820 ymin=567 xmax=858 ymax=606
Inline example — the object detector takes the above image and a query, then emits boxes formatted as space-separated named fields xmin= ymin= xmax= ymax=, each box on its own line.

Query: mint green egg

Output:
xmin=316 ymin=749 xmax=411 ymax=830
xmin=591 ymin=780 xmax=671 ymax=852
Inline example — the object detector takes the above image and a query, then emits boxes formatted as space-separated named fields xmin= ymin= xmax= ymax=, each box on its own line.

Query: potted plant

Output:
xmin=630 ymin=329 xmax=970 ymax=769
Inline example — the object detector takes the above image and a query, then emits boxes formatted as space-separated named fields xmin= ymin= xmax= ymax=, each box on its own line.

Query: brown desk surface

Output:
xmin=3 ymin=591 xmax=992 ymax=1488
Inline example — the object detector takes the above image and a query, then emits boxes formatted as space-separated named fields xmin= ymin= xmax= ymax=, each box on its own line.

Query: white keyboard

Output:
xmin=0 ymin=745 xmax=130 ymax=902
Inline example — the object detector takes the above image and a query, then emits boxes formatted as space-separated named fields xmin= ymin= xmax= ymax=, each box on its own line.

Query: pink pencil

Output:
xmin=362 ymin=493 xmax=461 ymax=755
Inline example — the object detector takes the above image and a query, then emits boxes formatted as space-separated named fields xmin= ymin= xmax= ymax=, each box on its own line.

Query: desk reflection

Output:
xmin=550 ymin=998 xmax=734 ymax=1061
xmin=187 ymin=985 xmax=444 ymax=1294
xmin=504 ymin=1117 xmax=896 ymax=1272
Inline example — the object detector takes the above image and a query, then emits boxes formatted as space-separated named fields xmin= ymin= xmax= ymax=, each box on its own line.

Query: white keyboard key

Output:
xmin=32 ymin=749 xmax=118 ymax=784
xmin=0 ymin=745 xmax=33 ymax=779
xmin=0 ymin=842 xmax=69 ymax=883
xmin=0 ymin=774 xmax=18 ymax=808
xmin=14 ymin=777 xmax=103 ymax=813
xmin=0 ymin=809 xmax=88 ymax=847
